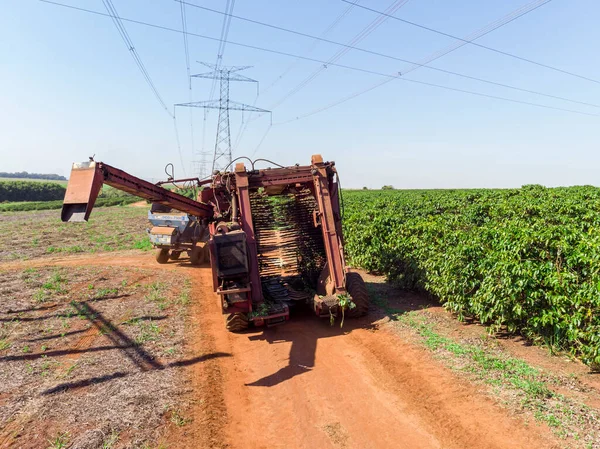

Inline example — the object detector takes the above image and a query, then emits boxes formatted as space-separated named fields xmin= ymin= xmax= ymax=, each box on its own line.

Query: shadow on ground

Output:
xmin=243 ymin=276 xmax=441 ymax=388
xmin=1 ymin=297 xmax=232 ymax=396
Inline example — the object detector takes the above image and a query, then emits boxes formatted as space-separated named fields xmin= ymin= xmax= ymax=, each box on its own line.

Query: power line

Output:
xmin=100 ymin=0 xmax=185 ymax=175
xmin=207 ymin=0 xmax=236 ymax=102
xmin=39 ymin=0 xmax=599 ymax=120
xmin=274 ymin=74 xmax=600 ymax=126
xmin=343 ymin=0 xmax=600 ymax=86
xmin=269 ymin=0 xmax=594 ymax=124
xmin=267 ymin=0 xmax=411 ymax=110
xmin=234 ymin=0 xmax=359 ymax=149
xmin=175 ymin=0 xmax=599 ymax=110
xmin=172 ymin=109 xmax=186 ymax=173
xmin=250 ymin=123 xmax=273 ymax=158
xmin=233 ymin=92 xmax=259 ymax=150
xmin=275 ymin=77 xmax=395 ymax=125
xmin=100 ymin=0 xmax=173 ymax=118
xmin=179 ymin=1 xmax=191 ymax=91
xmin=176 ymin=0 xmax=362 ymax=99
xmin=396 ymin=0 xmax=551 ymax=78
xmin=179 ymin=0 xmax=196 ymax=172
xmin=260 ymin=1 xmax=359 ymax=94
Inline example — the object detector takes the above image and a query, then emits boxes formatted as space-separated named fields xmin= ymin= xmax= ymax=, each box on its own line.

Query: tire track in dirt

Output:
xmin=213 ymin=318 xmax=558 ymax=449
xmin=172 ymin=268 xmax=231 ymax=449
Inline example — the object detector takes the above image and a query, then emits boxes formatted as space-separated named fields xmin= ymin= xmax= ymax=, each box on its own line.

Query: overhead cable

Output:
xmin=342 ymin=0 xmax=600 ymax=85
xmin=175 ymin=0 xmax=599 ymax=110
xmin=39 ymin=0 xmax=599 ymax=121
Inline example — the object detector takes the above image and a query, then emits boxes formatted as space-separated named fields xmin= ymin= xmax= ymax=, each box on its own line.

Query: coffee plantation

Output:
xmin=343 ymin=186 xmax=600 ymax=367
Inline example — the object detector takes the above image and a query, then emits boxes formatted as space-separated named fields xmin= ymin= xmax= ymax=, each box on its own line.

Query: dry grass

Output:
xmin=0 ymin=265 xmax=195 ymax=448
xmin=0 ymin=206 xmax=150 ymax=261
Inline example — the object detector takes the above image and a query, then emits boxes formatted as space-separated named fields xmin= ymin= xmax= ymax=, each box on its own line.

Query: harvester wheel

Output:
xmin=225 ymin=313 xmax=249 ymax=332
xmin=169 ymin=251 xmax=181 ymax=260
xmin=345 ymin=272 xmax=369 ymax=318
xmin=189 ymin=243 xmax=205 ymax=265
xmin=155 ymin=248 xmax=170 ymax=264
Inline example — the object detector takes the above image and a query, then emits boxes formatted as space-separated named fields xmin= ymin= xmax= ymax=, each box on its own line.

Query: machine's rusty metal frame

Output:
xmin=61 ymin=155 xmax=349 ymax=328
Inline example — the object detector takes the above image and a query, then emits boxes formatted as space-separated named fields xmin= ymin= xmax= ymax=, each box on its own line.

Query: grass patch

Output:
xmin=63 ymin=362 xmax=78 ymax=378
xmin=408 ymin=317 xmax=553 ymax=399
xmin=46 ymin=245 xmax=85 ymax=254
xmin=395 ymin=310 xmax=599 ymax=443
xmin=0 ymin=206 xmax=153 ymax=261
xmin=0 ymin=266 xmax=190 ymax=446
xmin=134 ymin=321 xmax=161 ymax=345
xmin=33 ymin=289 xmax=48 ymax=303
xmin=32 ymin=271 xmax=69 ymax=303
xmin=367 ymin=285 xmax=599 ymax=446
xmin=102 ymin=430 xmax=120 ymax=449
xmin=42 ymin=272 xmax=68 ymax=292
xmin=146 ymin=282 xmax=169 ymax=310
xmin=92 ymin=287 xmax=119 ymax=300
xmin=169 ymin=408 xmax=191 ymax=427
xmin=133 ymin=237 xmax=153 ymax=251
xmin=39 ymin=355 xmax=57 ymax=376
xmin=47 ymin=431 xmax=70 ymax=449
xmin=176 ymin=279 xmax=192 ymax=307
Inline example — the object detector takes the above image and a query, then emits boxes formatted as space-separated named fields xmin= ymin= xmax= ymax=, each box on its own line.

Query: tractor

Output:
xmin=147 ymin=202 xmax=208 ymax=265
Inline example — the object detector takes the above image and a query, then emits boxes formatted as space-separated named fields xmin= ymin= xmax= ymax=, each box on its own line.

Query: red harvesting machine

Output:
xmin=61 ymin=155 xmax=369 ymax=331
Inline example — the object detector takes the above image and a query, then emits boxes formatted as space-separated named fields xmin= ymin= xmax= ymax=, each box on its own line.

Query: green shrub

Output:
xmin=0 ymin=196 xmax=140 ymax=212
xmin=0 ymin=181 xmax=65 ymax=202
xmin=343 ymin=187 xmax=600 ymax=367
xmin=98 ymin=185 xmax=137 ymax=200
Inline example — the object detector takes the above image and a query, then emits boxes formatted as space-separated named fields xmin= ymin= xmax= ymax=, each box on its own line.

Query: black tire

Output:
xmin=345 ymin=272 xmax=369 ymax=318
xmin=189 ymin=243 xmax=205 ymax=265
xmin=169 ymin=251 xmax=181 ymax=260
xmin=155 ymin=248 xmax=170 ymax=264
xmin=225 ymin=313 xmax=249 ymax=332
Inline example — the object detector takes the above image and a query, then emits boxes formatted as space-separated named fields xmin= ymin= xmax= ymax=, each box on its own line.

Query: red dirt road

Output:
xmin=204 ymin=299 xmax=556 ymax=448
xmin=1 ymin=253 xmax=557 ymax=448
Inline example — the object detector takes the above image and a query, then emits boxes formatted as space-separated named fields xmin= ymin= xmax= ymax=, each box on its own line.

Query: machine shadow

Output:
xmin=364 ymin=278 xmax=440 ymax=321
xmin=244 ymin=276 xmax=440 ymax=388
xmin=244 ymin=306 xmax=377 ymax=388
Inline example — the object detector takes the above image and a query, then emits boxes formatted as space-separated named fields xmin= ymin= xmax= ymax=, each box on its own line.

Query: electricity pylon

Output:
xmin=176 ymin=62 xmax=271 ymax=173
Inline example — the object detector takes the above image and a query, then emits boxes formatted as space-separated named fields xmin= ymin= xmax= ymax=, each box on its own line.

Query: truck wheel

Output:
xmin=225 ymin=313 xmax=249 ymax=332
xmin=345 ymin=272 xmax=369 ymax=318
xmin=189 ymin=243 xmax=205 ymax=265
xmin=155 ymin=248 xmax=170 ymax=264
xmin=169 ymin=251 xmax=181 ymax=260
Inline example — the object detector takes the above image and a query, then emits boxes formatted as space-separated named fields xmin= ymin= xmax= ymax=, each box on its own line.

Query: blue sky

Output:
xmin=2 ymin=0 xmax=599 ymax=188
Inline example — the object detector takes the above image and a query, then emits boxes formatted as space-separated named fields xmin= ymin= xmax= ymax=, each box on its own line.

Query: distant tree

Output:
xmin=362 ymin=186 xmax=368 ymax=190
xmin=381 ymin=185 xmax=394 ymax=190
xmin=0 ymin=171 xmax=66 ymax=181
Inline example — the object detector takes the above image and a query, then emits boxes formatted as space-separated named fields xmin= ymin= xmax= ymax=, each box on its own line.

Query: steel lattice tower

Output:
xmin=176 ymin=63 xmax=271 ymax=173
xmin=214 ymin=71 xmax=232 ymax=172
